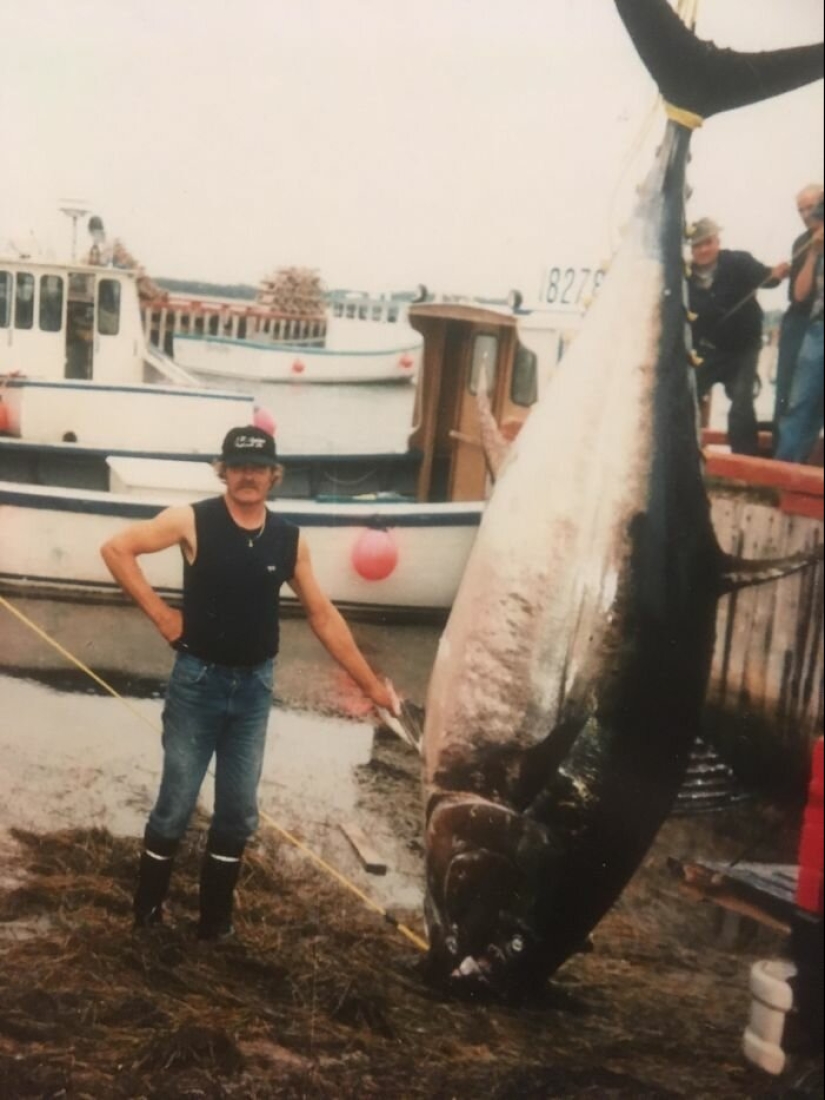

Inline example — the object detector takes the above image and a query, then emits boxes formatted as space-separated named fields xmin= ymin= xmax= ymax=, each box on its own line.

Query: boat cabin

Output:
xmin=406 ymin=302 xmax=566 ymax=502
xmin=0 ymin=254 xmax=254 ymax=462
xmin=0 ymin=257 xmax=145 ymax=385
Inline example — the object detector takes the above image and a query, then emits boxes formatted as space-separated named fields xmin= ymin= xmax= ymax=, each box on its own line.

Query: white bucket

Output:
xmin=742 ymin=958 xmax=797 ymax=1076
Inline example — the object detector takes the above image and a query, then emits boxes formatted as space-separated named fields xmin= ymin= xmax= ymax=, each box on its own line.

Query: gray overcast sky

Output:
xmin=1 ymin=0 xmax=822 ymax=304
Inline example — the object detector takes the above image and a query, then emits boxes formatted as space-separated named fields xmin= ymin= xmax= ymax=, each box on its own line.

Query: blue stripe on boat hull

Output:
xmin=0 ymin=486 xmax=483 ymax=528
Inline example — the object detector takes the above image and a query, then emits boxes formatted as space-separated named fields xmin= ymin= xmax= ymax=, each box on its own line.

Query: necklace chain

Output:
xmin=245 ymin=517 xmax=266 ymax=548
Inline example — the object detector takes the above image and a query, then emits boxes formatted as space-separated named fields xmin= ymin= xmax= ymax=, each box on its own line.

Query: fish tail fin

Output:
xmin=475 ymin=366 xmax=512 ymax=482
xmin=719 ymin=543 xmax=823 ymax=595
xmin=615 ymin=0 xmax=823 ymax=121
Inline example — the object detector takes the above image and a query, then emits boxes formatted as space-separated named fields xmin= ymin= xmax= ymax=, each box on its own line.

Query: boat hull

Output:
xmin=0 ymin=482 xmax=480 ymax=617
xmin=173 ymin=331 xmax=422 ymax=384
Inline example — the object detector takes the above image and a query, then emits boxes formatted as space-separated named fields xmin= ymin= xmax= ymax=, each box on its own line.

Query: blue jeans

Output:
xmin=775 ymin=320 xmax=824 ymax=464
xmin=773 ymin=312 xmax=809 ymax=435
xmin=148 ymin=652 xmax=275 ymax=853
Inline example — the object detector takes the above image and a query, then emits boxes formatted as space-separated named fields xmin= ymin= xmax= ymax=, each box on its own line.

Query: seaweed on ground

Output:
xmin=0 ymin=803 xmax=820 ymax=1099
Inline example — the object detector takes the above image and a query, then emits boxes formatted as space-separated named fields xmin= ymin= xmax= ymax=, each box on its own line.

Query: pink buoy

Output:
xmin=291 ymin=359 xmax=305 ymax=375
xmin=253 ymin=405 xmax=277 ymax=437
xmin=352 ymin=529 xmax=398 ymax=582
xmin=399 ymin=354 xmax=414 ymax=371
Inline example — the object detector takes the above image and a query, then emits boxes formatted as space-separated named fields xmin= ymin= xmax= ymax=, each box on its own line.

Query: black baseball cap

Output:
xmin=220 ymin=425 xmax=278 ymax=467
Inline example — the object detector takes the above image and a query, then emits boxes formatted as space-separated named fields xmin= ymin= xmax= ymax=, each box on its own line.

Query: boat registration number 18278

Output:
xmin=539 ymin=265 xmax=606 ymax=312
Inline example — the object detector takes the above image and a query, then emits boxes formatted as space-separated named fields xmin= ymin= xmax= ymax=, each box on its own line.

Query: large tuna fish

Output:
xmin=421 ymin=0 xmax=824 ymax=997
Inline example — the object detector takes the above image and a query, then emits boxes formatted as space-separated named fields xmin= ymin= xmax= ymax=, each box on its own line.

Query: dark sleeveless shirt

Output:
xmin=178 ymin=497 xmax=299 ymax=666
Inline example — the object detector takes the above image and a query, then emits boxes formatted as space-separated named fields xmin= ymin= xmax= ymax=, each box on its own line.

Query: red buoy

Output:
xmin=351 ymin=529 xmax=398 ymax=582
xmin=253 ymin=405 xmax=277 ymax=437
xmin=291 ymin=359 xmax=305 ymax=375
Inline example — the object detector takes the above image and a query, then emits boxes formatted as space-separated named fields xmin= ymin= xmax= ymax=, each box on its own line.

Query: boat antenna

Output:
xmin=58 ymin=199 xmax=91 ymax=262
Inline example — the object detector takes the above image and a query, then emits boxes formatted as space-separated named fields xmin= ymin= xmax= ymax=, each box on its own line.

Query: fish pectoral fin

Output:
xmin=719 ymin=544 xmax=823 ymax=595
xmin=513 ymin=714 xmax=588 ymax=809
xmin=475 ymin=365 xmax=512 ymax=481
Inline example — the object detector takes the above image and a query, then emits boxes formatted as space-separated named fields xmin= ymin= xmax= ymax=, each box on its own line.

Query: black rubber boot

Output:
xmin=133 ymin=829 xmax=179 ymax=929
xmin=198 ymin=845 xmax=243 ymax=941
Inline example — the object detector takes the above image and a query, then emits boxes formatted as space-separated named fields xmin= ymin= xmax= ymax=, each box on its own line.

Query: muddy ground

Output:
xmin=0 ymin=601 xmax=821 ymax=1097
xmin=1 ymin=718 xmax=822 ymax=1100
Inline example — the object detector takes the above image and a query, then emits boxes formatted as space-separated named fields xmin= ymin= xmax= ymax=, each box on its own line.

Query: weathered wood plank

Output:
xmin=339 ymin=823 xmax=387 ymax=875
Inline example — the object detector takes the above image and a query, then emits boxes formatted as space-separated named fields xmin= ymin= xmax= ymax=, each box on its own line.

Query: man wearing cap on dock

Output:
xmin=101 ymin=424 xmax=400 ymax=941
xmin=687 ymin=217 xmax=789 ymax=456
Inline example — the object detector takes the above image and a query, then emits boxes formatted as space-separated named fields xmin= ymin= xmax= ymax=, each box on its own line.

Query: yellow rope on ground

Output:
xmin=260 ymin=813 xmax=428 ymax=952
xmin=0 ymin=592 xmax=428 ymax=954
xmin=0 ymin=594 xmax=160 ymax=734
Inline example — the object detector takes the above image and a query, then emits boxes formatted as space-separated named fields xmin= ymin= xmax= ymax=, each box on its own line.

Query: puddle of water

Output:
xmin=1 ymin=674 xmax=375 ymax=832
xmin=0 ymin=673 xmax=425 ymax=912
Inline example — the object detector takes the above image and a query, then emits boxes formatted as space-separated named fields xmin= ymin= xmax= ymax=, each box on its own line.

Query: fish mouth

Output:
xmin=423 ymin=795 xmax=554 ymax=999
xmin=420 ymin=912 xmax=546 ymax=1003
xmin=446 ymin=930 xmax=539 ymax=1000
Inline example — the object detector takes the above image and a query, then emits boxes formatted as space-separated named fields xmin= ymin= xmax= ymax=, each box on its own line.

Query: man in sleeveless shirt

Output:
xmin=101 ymin=425 xmax=400 ymax=940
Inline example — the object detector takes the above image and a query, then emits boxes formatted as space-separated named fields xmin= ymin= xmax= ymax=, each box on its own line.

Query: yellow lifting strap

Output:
xmin=664 ymin=102 xmax=704 ymax=130
xmin=676 ymin=0 xmax=700 ymax=31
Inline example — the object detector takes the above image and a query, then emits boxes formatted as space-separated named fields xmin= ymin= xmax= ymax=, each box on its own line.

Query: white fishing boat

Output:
xmin=142 ymin=275 xmax=423 ymax=385
xmin=0 ymin=250 xmax=259 ymax=453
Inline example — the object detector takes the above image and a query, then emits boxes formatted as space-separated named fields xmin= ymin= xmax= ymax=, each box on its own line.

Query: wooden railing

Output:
xmin=140 ymin=297 xmax=327 ymax=355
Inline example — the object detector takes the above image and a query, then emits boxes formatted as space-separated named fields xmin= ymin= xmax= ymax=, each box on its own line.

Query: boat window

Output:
xmin=97 ymin=279 xmax=121 ymax=335
xmin=14 ymin=272 xmax=35 ymax=330
xmin=208 ymin=314 xmax=219 ymax=336
xmin=469 ymin=333 xmax=498 ymax=396
xmin=39 ymin=274 xmax=64 ymax=332
xmin=511 ymin=342 xmax=538 ymax=407
xmin=238 ymin=317 xmax=247 ymax=340
xmin=0 ymin=272 xmax=11 ymax=327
